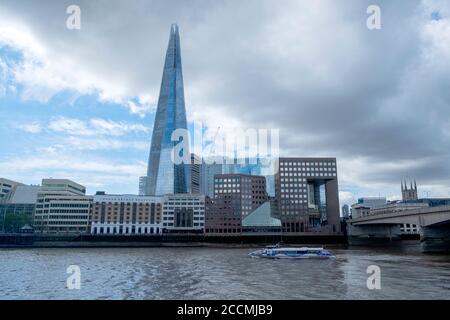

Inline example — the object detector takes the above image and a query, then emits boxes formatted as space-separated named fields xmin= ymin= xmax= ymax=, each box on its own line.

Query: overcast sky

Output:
xmin=0 ymin=0 xmax=449 ymax=206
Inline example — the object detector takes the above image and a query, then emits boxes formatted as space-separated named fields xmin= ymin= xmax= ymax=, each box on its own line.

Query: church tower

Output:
xmin=401 ymin=180 xmax=418 ymax=201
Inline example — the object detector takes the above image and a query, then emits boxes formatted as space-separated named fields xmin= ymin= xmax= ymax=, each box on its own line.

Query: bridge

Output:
xmin=347 ymin=205 xmax=450 ymax=252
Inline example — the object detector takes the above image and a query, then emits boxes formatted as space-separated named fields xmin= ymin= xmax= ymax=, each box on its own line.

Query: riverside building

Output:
xmin=275 ymin=157 xmax=340 ymax=234
xmin=205 ymin=174 xmax=268 ymax=235
xmin=162 ymin=194 xmax=205 ymax=233
xmin=90 ymin=194 xmax=162 ymax=235
xmin=33 ymin=179 xmax=92 ymax=234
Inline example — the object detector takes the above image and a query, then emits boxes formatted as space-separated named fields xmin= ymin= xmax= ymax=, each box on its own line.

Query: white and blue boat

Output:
xmin=249 ymin=247 xmax=335 ymax=259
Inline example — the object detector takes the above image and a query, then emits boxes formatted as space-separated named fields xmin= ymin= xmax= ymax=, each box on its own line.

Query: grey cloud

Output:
xmin=1 ymin=0 xmax=450 ymax=198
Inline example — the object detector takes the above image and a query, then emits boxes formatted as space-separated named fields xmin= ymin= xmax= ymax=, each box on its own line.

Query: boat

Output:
xmin=248 ymin=247 xmax=335 ymax=259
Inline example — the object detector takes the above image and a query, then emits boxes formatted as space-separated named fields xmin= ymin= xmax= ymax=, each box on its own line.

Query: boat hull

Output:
xmin=248 ymin=247 xmax=335 ymax=259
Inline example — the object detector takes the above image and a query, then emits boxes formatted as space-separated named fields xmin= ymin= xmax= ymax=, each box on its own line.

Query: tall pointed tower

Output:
xmin=141 ymin=24 xmax=191 ymax=196
xmin=401 ymin=179 xmax=418 ymax=201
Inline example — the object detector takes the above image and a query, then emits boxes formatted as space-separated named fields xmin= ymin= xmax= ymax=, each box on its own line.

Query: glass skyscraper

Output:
xmin=142 ymin=24 xmax=191 ymax=196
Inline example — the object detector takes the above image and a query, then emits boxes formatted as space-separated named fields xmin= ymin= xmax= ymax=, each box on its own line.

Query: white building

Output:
xmin=91 ymin=194 xmax=163 ymax=235
xmin=34 ymin=179 xmax=92 ymax=234
xmin=162 ymin=194 xmax=205 ymax=233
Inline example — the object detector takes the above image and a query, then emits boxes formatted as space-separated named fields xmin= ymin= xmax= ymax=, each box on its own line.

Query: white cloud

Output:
xmin=17 ymin=121 xmax=42 ymax=133
xmin=0 ymin=58 xmax=7 ymax=96
xmin=18 ymin=116 xmax=151 ymax=137
xmin=89 ymin=118 xmax=150 ymax=136
xmin=47 ymin=117 xmax=91 ymax=136
xmin=0 ymin=155 xmax=146 ymax=194
xmin=1 ymin=0 xmax=450 ymax=197
xmin=62 ymin=136 xmax=148 ymax=151
xmin=15 ymin=117 xmax=151 ymax=153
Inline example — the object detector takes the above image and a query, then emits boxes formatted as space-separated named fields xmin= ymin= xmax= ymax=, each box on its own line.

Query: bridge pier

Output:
xmin=347 ymin=224 xmax=401 ymax=246
xmin=420 ymin=224 xmax=450 ymax=253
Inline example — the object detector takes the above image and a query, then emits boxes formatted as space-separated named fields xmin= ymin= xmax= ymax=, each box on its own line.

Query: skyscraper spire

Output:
xmin=141 ymin=24 xmax=191 ymax=196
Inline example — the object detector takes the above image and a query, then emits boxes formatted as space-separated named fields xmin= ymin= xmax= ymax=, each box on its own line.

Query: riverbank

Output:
xmin=0 ymin=233 xmax=347 ymax=248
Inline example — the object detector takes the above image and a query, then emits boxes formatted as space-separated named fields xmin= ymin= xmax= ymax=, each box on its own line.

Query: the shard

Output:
xmin=141 ymin=24 xmax=191 ymax=196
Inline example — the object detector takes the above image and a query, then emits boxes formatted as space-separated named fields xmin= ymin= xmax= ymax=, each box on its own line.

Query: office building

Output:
xmin=0 ymin=184 xmax=40 ymax=233
xmin=275 ymin=157 xmax=340 ymax=233
xmin=205 ymin=174 xmax=268 ymax=235
xmin=0 ymin=178 xmax=24 ymax=202
xmin=141 ymin=24 xmax=191 ymax=195
xmin=221 ymin=158 xmax=275 ymax=196
xmin=213 ymin=174 xmax=268 ymax=216
xmin=3 ymin=185 xmax=40 ymax=204
xmin=356 ymin=197 xmax=387 ymax=208
xmin=33 ymin=179 xmax=92 ymax=234
xmin=162 ymin=194 xmax=205 ymax=233
xmin=90 ymin=194 xmax=162 ymax=235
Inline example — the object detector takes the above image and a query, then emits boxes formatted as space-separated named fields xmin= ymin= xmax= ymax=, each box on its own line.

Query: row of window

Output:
xmin=92 ymin=226 xmax=161 ymax=235
xmin=280 ymin=172 xmax=337 ymax=177
xmin=162 ymin=222 xmax=204 ymax=227
xmin=281 ymin=166 xmax=336 ymax=172
xmin=163 ymin=216 xmax=204 ymax=221
xmin=281 ymin=188 xmax=308 ymax=193
xmin=281 ymin=194 xmax=308 ymax=200
xmin=281 ymin=161 xmax=335 ymax=167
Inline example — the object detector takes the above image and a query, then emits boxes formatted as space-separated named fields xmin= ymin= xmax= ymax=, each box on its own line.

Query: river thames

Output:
xmin=0 ymin=242 xmax=449 ymax=300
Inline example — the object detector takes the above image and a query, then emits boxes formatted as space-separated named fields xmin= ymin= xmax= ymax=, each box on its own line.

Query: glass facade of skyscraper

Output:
xmin=143 ymin=24 xmax=191 ymax=196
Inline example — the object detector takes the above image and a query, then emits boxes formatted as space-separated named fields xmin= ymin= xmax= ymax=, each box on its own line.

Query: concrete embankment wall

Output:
xmin=0 ymin=233 xmax=347 ymax=248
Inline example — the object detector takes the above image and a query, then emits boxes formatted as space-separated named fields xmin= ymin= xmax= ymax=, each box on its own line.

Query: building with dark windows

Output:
xmin=205 ymin=174 xmax=268 ymax=235
xmin=162 ymin=194 xmax=205 ymax=233
xmin=275 ymin=158 xmax=340 ymax=234
xmin=141 ymin=24 xmax=191 ymax=196
xmin=90 ymin=194 xmax=162 ymax=235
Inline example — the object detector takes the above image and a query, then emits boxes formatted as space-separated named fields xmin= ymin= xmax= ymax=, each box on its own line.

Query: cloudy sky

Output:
xmin=0 ymin=0 xmax=449 ymax=206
